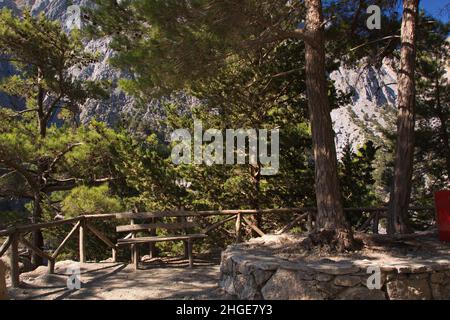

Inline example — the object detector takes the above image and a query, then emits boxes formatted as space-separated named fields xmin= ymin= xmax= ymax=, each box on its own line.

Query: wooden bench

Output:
xmin=115 ymin=212 xmax=206 ymax=270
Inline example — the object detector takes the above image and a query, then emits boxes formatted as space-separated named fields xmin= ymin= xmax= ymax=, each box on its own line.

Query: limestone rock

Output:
xmin=386 ymin=277 xmax=432 ymax=300
xmin=315 ymin=281 xmax=342 ymax=297
xmin=218 ymin=234 xmax=450 ymax=300
xmin=233 ymin=274 xmax=260 ymax=300
xmin=334 ymin=275 xmax=361 ymax=287
xmin=337 ymin=286 xmax=386 ymax=300
xmin=219 ymin=274 xmax=235 ymax=296
xmin=313 ymin=262 xmax=360 ymax=275
xmin=430 ymin=283 xmax=450 ymax=300
xmin=220 ymin=256 xmax=233 ymax=274
xmin=261 ymin=269 xmax=325 ymax=300
xmin=431 ymin=272 xmax=448 ymax=284
xmin=316 ymin=273 xmax=333 ymax=282
xmin=252 ymin=269 xmax=274 ymax=287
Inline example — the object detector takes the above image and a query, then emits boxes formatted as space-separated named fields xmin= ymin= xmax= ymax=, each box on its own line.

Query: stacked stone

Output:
xmin=220 ymin=244 xmax=450 ymax=300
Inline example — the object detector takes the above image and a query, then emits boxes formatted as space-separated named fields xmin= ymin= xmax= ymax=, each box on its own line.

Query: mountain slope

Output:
xmin=0 ymin=0 xmax=400 ymax=153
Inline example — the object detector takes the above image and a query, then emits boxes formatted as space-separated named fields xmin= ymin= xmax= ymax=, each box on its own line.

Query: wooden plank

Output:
xmin=183 ymin=240 xmax=188 ymax=259
xmin=187 ymin=238 xmax=193 ymax=268
xmin=276 ymin=213 xmax=308 ymax=235
xmin=52 ymin=221 xmax=81 ymax=259
xmin=372 ymin=212 xmax=380 ymax=234
xmin=19 ymin=235 xmax=53 ymax=262
xmin=116 ymin=222 xmax=197 ymax=233
xmin=112 ymin=248 xmax=117 ymax=263
xmin=116 ymin=211 xmax=198 ymax=220
xmin=148 ymin=217 xmax=157 ymax=258
xmin=0 ymin=236 xmax=11 ymax=258
xmin=83 ymin=213 xmax=116 ymax=219
xmin=48 ymin=259 xmax=55 ymax=274
xmin=179 ymin=210 xmax=188 ymax=258
xmin=242 ymin=216 xmax=265 ymax=237
xmin=0 ymin=207 xmax=433 ymax=237
xmin=9 ymin=233 xmax=20 ymax=287
xmin=86 ymin=223 xmax=115 ymax=248
xmin=203 ymin=216 xmax=236 ymax=234
xmin=117 ymin=234 xmax=207 ymax=245
xmin=130 ymin=219 xmax=136 ymax=265
xmin=0 ymin=207 xmax=434 ymax=237
xmin=133 ymin=244 xmax=139 ymax=271
xmin=235 ymin=213 xmax=242 ymax=243
xmin=14 ymin=217 xmax=81 ymax=234
xmin=358 ymin=212 xmax=376 ymax=232
xmin=79 ymin=220 xmax=86 ymax=263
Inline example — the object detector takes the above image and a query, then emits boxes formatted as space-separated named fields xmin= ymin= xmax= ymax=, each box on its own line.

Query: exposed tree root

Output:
xmin=305 ymin=228 xmax=363 ymax=253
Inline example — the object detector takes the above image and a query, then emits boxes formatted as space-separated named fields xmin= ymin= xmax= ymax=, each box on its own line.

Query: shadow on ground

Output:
xmin=7 ymin=255 xmax=229 ymax=300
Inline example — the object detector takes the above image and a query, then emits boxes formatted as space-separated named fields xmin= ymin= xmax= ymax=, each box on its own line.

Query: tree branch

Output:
xmin=0 ymin=170 xmax=16 ymax=180
xmin=0 ymin=157 xmax=38 ymax=190
xmin=44 ymin=143 xmax=83 ymax=174
xmin=350 ymin=35 xmax=400 ymax=52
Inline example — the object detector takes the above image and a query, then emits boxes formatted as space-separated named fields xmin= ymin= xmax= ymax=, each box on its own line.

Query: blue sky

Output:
xmin=411 ymin=0 xmax=449 ymax=23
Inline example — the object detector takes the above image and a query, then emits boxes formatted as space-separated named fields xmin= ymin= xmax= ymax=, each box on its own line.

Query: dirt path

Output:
xmin=7 ymin=257 xmax=228 ymax=300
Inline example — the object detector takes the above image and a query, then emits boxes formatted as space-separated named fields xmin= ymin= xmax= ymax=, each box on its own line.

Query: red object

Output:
xmin=435 ymin=190 xmax=450 ymax=242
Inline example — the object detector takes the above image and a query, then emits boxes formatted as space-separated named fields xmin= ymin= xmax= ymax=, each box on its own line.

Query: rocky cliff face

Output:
xmin=330 ymin=58 xmax=398 ymax=154
xmin=0 ymin=0 xmax=149 ymax=125
xmin=0 ymin=0 xmax=399 ymax=152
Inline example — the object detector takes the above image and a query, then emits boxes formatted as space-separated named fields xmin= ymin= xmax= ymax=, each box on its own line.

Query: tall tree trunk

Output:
xmin=250 ymin=163 xmax=262 ymax=234
xmin=388 ymin=0 xmax=419 ymax=234
xmin=32 ymin=68 xmax=45 ymax=266
xmin=304 ymin=0 xmax=355 ymax=250
xmin=31 ymin=193 xmax=44 ymax=267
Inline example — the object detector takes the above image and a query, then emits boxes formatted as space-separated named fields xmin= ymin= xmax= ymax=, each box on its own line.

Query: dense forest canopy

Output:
xmin=0 ymin=0 xmax=448 ymax=262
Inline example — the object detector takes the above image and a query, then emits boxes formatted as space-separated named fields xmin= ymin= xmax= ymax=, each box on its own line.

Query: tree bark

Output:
xmin=304 ymin=0 xmax=355 ymax=250
xmin=250 ymin=163 xmax=262 ymax=234
xmin=37 ymin=69 xmax=47 ymax=138
xmin=31 ymin=193 xmax=44 ymax=267
xmin=388 ymin=0 xmax=419 ymax=234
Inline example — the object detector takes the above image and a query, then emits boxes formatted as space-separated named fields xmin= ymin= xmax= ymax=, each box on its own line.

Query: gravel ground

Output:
xmin=6 ymin=257 xmax=229 ymax=300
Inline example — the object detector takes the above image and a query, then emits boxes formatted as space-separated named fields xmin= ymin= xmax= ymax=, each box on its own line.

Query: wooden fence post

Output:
xmin=149 ymin=220 xmax=157 ymax=259
xmin=112 ymin=247 xmax=117 ymax=263
xmin=179 ymin=207 xmax=189 ymax=259
xmin=9 ymin=232 xmax=20 ymax=288
xmin=187 ymin=238 xmax=193 ymax=268
xmin=130 ymin=218 xmax=139 ymax=270
xmin=235 ymin=212 xmax=242 ymax=243
xmin=306 ymin=212 xmax=313 ymax=231
xmin=79 ymin=219 xmax=86 ymax=263
xmin=48 ymin=259 xmax=55 ymax=274
xmin=372 ymin=211 xmax=380 ymax=234
xmin=0 ymin=260 xmax=8 ymax=299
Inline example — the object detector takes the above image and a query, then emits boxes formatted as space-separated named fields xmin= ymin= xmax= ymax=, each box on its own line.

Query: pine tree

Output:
xmin=87 ymin=0 xmax=360 ymax=250
xmin=0 ymin=9 xmax=109 ymax=265
xmin=388 ymin=0 xmax=419 ymax=234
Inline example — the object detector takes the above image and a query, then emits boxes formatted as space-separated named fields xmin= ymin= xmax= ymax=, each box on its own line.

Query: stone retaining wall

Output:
xmin=219 ymin=237 xmax=450 ymax=300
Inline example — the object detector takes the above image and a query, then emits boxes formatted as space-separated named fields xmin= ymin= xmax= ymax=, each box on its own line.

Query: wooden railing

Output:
xmin=0 ymin=206 xmax=434 ymax=287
